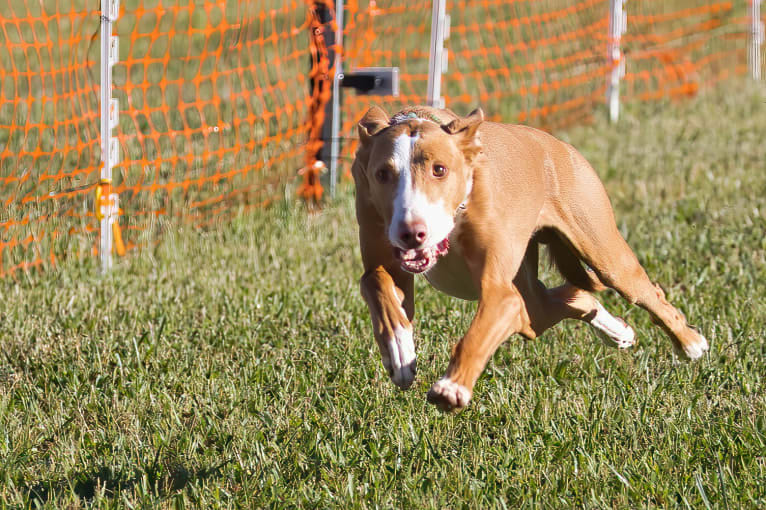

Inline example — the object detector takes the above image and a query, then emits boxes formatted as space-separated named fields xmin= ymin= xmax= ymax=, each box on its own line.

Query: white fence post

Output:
xmin=99 ymin=0 xmax=120 ymax=272
xmin=427 ymin=0 xmax=449 ymax=108
xmin=607 ymin=0 xmax=627 ymax=123
xmin=751 ymin=0 xmax=763 ymax=80
xmin=328 ymin=0 xmax=344 ymax=199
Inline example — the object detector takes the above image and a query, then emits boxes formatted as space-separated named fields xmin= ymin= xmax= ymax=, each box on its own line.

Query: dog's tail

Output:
xmin=546 ymin=232 xmax=607 ymax=293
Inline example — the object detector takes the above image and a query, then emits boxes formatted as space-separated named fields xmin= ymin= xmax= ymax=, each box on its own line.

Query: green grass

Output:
xmin=1 ymin=82 xmax=765 ymax=508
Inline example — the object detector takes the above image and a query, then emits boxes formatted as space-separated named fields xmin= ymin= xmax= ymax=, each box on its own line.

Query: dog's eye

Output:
xmin=432 ymin=164 xmax=447 ymax=178
xmin=375 ymin=169 xmax=389 ymax=183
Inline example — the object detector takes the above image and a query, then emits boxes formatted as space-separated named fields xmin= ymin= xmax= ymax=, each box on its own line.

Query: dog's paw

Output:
xmin=590 ymin=301 xmax=636 ymax=349
xmin=380 ymin=325 xmax=417 ymax=389
xmin=427 ymin=377 xmax=472 ymax=412
xmin=674 ymin=329 xmax=709 ymax=361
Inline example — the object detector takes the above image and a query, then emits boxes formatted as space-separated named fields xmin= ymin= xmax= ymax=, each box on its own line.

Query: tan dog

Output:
xmin=352 ymin=105 xmax=708 ymax=411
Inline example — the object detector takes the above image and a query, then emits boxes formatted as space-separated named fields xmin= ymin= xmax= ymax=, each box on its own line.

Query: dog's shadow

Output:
xmin=20 ymin=457 xmax=231 ymax=504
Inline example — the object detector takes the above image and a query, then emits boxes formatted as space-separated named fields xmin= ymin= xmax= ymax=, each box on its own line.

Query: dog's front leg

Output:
xmin=427 ymin=285 xmax=526 ymax=411
xmin=360 ymin=266 xmax=416 ymax=389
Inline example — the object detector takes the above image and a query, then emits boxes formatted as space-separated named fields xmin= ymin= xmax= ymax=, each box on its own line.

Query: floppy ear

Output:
xmin=357 ymin=106 xmax=390 ymax=145
xmin=442 ymin=108 xmax=484 ymax=158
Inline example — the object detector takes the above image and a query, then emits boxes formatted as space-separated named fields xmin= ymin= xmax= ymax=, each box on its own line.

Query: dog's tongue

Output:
xmin=435 ymin=237 xmax=449 ymax=256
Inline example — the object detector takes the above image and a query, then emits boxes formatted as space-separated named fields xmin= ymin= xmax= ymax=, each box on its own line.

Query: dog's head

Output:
xmin=354 ymin=106 xmax=484 ymax=274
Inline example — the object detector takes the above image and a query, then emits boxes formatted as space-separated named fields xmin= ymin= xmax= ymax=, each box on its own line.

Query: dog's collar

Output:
xmin=455 ymin=201 xmax=468 ymax=219
xmin=389 ymin=111 xmax=444 ymax=126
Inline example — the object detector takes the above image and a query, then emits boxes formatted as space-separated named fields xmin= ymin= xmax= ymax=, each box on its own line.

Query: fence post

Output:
xmin=751 ymin=0 xmax=763 ymax=80
xmin=328 ymin=0 xmax=344 ymax=198
xmin=99 ymin=0 xmax=120 ymax=272
xmin=427 ymin=0 xmax=448 ymax=108
xmin=304 ymin=1 xmax=342 ymax=202
xmin=607 ymin=0 xmax=626 ymax=123
xmin=305 ymin=2 xmax=398 ymax=201
xmin=303 ymin=2 xmax=333 ymax=204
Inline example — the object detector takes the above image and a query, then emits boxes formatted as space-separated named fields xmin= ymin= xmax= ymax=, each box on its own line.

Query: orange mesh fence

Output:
xmin=339 ymin=0 xmax=434 ymax=167
xmin=0 ymin=0 xmax=757 ymax=277
xmin=112 ymin=0 xmax=317 ymax=243
xmin=0 ymin=0 xmax=101 ymax=276
xmin=341 ymin=0 xmax=615 ymax=164
xmin=446 ymin=0 xmax=612 ymax=128
xmin=338 ymin=0 xmax=752 ymax=174
xmin=0 ymin=0 xmax=331 ymax=277
xmin=622 ymin=1 xmax=746 ymax=101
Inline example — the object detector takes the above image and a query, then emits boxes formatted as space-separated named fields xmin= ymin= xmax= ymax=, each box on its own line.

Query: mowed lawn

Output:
xmin=1 ymin=82 xmax=765 ymax=508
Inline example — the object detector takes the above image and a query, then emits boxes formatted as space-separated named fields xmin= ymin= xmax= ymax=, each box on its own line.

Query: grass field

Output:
xmin=1 ymin=81 xmax=765 ymax=507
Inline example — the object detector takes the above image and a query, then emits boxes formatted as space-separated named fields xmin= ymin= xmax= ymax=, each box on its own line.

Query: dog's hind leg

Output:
xmin=530 ymin=283 xmax=635 ymax=348
xmin=515 ymin=242 xmax=635 ymax=348
xmin=550 ymin=151 xmax=708 ymax=359
xmin=579 ymin=237 xmax=708 ymax=359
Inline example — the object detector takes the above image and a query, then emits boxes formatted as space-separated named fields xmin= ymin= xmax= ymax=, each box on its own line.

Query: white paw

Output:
xmin=679 ymin=333 xmax=709 ymax=360
xmin=380 ymin=325 xmax=417 ymax=389
xmin=591 ymin=301 xmax=636 ymax=349
xmin=427 ymin=377 xmax=472 ymax=411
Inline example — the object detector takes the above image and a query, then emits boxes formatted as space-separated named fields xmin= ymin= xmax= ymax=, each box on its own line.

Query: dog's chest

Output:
xmin=424 ymin=233 xmax=479 ymax=301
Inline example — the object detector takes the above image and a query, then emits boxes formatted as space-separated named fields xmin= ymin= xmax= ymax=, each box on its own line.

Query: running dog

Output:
xmin=352 ymin=105 xmax=708 ymax=411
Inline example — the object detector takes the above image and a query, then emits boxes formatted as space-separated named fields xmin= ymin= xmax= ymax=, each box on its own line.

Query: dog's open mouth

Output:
xmin=394 ymin=238 xmax=450 ymax=274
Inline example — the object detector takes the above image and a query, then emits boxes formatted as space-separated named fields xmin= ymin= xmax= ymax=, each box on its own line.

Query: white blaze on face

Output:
xmin=387 ymin=132 xmax=455 ymax=249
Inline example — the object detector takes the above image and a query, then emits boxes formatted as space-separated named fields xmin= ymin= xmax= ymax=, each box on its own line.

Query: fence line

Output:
xmin=0 ymin=0 xmax=760 ymax=277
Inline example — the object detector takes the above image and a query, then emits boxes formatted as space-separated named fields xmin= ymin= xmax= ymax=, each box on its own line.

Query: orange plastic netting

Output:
xmin=622 ymin=1 xmax=747 ymax=100
xmin=0 ymin=0 xmax=101 ymax=275
xmin=0 ymin=0 xmax=756 ymax=277
xmin=339 ymin=0 xmax=752 ymax=169
xmin=112 ymin=0 xmax=317 ymax=239
xmin=1 ymin=0 xmax=322 ymax=277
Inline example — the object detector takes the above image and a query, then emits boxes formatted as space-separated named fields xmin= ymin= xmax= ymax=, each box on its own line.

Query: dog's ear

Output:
xmin=358 ymin=106 xmax=390 ymax=145
xmin=442 ymin=108 xmax=484 ymax=157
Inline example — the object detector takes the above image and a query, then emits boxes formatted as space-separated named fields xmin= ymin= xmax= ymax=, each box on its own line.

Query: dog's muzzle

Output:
xmin=393 ymin=238 xmax=450 ymax=274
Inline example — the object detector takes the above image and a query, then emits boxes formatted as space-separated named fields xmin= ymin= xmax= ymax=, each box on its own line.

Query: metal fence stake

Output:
xmin=607 ymin=0 xmax=626 ymax=123
xmin=751 ymin=0 xmax=763 ymax=80
xmin=427 ymin=0 xmax=448 ymax=108
xmin=100 ymin=0 xmax=119 ymax=272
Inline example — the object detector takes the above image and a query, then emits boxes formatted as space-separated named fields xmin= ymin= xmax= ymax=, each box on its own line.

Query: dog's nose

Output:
xmin=398 ymin=220 xmax=427 ymax=249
